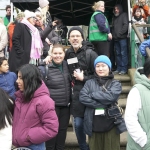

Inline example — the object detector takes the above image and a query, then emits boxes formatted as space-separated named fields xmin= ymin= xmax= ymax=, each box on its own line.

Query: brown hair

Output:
xmin=6 ymin=5 xmax=11 ymax=11
xmin=51 ymin=44 xmax=65 ymax=53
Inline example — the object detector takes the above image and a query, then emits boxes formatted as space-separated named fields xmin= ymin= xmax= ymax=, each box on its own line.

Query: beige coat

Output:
xmin=0 ymin=20 xmax=8 ymax=57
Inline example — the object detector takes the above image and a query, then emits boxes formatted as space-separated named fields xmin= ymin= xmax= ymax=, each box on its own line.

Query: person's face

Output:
xmin=0 ymin=60 xmax=9 ymax=74
xmin=28 ymin=17 xmax=36 ymax=26
xmin=95 ymin=62 xmax=109 ymax=77
xmin=35 ymin=17 xmax=43 ymax=27
xmin=16 ymin=71 xmax=24 ymax=91
xmin=114 ymin=7 xmax=119 ymax=15
xmin=52 ymin=47 xmax=65 ymax=64
xmin=98 ymin=3 xmax=105 ymax=12
xmin=135 ymin=10 xmax=141 ymax=17
xmin=69 ymin=30 xmax=83 ymax=51
xmin=6 ymin=8 xmax=11 ymax=16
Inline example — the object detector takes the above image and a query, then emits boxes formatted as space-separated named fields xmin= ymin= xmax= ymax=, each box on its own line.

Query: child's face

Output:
xmin=135 ymin=10 xmax=141 ymax=17
xmin=0 ymin=60 xmax=9 ymax=74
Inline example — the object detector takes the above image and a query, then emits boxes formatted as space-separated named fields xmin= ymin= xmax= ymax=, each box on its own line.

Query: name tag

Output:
xmin=95 ymin=108 xmax=105 ymax=115
xmin=67 ymin=57 xmax=78 ymax=65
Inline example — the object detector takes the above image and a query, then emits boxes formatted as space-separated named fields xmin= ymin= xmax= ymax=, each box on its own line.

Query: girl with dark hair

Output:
xmin=0 ymin=88 xmax=14 ymax=150
xmin=44 ymin=44 xmax=71 ymax=150
xmin=12 ymin=64 xmax=58 ymax=150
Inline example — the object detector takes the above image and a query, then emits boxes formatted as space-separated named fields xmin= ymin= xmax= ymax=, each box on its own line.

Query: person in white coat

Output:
xmin=0 ymin=88 xmax=14 ymax=150
xmin=0 ymin=18 xmax=8 ymax=57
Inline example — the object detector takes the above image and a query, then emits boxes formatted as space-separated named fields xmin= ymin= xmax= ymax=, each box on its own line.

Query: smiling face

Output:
xmin=0 ymin=60 xmax=9 ymax=74
xmin=52 ymin=47 xmax=65 ymax=64
xmin=135 ymin=9 xmax=142 ymax=17
xmin=16 ymin=71 xmax=24 ymax=91
xmin=28 ymin=17 xmax=36 ymax=26
xmin=95 ymin=62 xmax=109 ymax=77
xmin=69 ymin=30 xmax=83 ymax=52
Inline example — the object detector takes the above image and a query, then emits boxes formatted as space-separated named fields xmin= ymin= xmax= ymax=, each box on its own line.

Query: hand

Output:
xmin=52 ymin=20 xmax=57 ymax=27
xmin=43 ymin=55 xmax=52 ymax=64
xmin=73 ymin=70 xmax=84 ymax=81
xmin=108 ymin=33 xmax=112 ymax=40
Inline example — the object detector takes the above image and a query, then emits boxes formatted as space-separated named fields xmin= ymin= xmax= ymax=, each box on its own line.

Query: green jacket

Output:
xmin=89 ymin=11 xmax=108 ymax=41
xmin=127 ymin=68 xmax=150 ymax=150
xmin=3 ymin=16 xmax=10 ymax=27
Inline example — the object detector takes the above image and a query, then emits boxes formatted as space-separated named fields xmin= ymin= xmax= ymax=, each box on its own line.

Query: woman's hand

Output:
xmin=108 ymin=33 xmax=112 ymax=40
xmin=43 ymin=55 xmax=52 ymax=64
xmin=73 ymin=70 xmax=84 ymax=81
xmin=52 ymin=20 xmax=57 ymax=27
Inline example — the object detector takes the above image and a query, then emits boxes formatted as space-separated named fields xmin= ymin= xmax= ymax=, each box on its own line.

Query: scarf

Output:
xmin=134 ymin=15 xmax=142 ymax=21
xmin=21 ymin=19 xmax=43 ymax=59
xmin=94 ymin=72 xmax=114 ymax=86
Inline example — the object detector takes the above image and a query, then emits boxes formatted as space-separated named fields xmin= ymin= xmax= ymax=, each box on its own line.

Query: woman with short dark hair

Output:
xmin=12 ymin=64 xmax=58 ymax=150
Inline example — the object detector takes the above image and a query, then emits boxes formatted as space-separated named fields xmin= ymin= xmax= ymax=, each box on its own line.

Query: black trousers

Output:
xmin=92 ymin=41 xmax=110 ymax=57
xmin=46 ymin=106 xmax=70 ymax=150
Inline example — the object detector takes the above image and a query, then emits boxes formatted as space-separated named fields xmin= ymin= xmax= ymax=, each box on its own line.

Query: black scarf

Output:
xmin=134 ymin=15 xmax=142 ymax=21
xmin=94 ymin=72 xmax=114 ymax=86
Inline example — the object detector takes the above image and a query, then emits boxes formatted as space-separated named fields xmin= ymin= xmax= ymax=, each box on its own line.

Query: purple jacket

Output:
xmin=12 ymin=82 xmax=59 ymax=147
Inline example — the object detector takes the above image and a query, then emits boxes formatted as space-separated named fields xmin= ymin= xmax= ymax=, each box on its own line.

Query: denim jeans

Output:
xmin=114 ymin=39 xmax=128 ymax=72
xmin=26 ymin=142 xmax=45 ymax=150
xmin=74 ymin=117 xmax=89 ymax=150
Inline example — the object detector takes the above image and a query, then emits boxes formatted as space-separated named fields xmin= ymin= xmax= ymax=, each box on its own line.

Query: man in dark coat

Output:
xmin=112 ymin=4 xmax=128 ymax=75
xmin=65 ymin=27 xmax=98 ymax=150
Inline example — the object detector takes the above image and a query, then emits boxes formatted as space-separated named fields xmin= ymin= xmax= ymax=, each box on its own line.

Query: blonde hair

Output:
xmin=0 ymin=18 xmax=4 ymax=24
xmin=92 ymin=1 xmax=104 ymax=11
xmin=41 ymin=5 xmax=50 ymax=24
xmin=51 ymin=44 xmax=65 ymax=53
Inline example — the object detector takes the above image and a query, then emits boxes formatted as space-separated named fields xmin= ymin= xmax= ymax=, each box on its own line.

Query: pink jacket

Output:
xmin=12 ymin=82 xmax=58 ymax=147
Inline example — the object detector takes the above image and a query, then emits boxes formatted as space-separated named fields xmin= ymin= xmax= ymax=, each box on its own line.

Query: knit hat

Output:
xmin=24 ymin=10 xmax=36 ymax=19
xmin=68 ymin=26 xmax=84 ymax=40
xmin=39 ymin=0 xmax=49 ymax=8
xmin=94 ymin=55 xmax=112 ymax=69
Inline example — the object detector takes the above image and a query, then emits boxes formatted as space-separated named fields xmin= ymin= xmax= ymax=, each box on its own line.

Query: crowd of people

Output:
xmin=0 ymin=0 xmax=150 ymax=150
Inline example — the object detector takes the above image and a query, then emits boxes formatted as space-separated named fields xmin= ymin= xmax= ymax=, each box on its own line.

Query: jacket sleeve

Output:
xmin=12 ymin=23 xmax=24 ymax=53
xmin=0 ymin=25 xmax=8 ymax=51
xmin=39 ymin=25 xmax=54 ymax=40
xmin=28 ymin=97 xmax=59 ymax=144
xmin=139 ymin=39 xmax=150 ymax=56
xmin=125 ymin=87 xmax=147 ymax=148
xmin=83 ymin=51 xmax=98 ymax=82
xmin=79 ymin=80 xmax=105 ymax=108
xmin=90 ymin=80 xmax=122 ymax=105
xmin=119 ymin=13 xmax=128 ymax=35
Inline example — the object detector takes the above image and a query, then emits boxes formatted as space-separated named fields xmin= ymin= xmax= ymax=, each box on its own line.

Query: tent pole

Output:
xmin=10 ymin=2 xmax=13 ymax=22
xmin=127 ymin=0 xmax=131 ymax=37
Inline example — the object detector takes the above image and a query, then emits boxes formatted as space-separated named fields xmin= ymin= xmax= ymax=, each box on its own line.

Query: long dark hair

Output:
xmin=17 ymin=64 xmax=42 ymax=102
xmin=0 ymin=88 xmax=14 ymax=130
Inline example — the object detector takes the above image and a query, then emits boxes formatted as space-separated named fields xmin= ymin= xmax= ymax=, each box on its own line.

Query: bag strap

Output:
xmin=102 ymin=79 xmax=113 ymax=92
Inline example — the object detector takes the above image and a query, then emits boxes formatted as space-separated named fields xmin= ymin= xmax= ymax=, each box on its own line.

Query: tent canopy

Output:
xmin=10 ymin=0 xmax=128 ymax=26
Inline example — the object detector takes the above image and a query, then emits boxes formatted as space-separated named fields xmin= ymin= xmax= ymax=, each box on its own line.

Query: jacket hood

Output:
xmin=15 ymin=81 xmax=50 ymax=101
xmin=113 ymin=4 xmax=123 ymax=16
xmin=82 ymin=41 xmax=95 ymax=50
xmin=135 ymin=67 xmax=150 ymax=90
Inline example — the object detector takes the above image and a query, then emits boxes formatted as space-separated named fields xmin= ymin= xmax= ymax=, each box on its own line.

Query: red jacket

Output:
xmin=12 ymin=82 xmax=58 ymax=147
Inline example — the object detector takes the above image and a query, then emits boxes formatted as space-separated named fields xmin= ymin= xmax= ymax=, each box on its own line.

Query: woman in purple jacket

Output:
xmin=12 ymin=64 xmax=59 ymax=150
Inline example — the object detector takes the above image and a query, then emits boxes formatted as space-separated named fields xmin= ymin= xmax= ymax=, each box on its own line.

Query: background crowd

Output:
xmin=0 ymin=0 xmax=150 ymax=150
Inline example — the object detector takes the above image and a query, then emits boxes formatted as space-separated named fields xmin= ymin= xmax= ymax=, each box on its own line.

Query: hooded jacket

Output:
xmin=112 ymin=4 xmax=128 ymax=40
xmin=12 ymin=82 xmax=58 ymax=147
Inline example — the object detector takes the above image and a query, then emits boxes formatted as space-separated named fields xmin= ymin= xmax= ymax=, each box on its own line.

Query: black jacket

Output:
xmin=65 ymin=41 xmax=98 ymax=117
xmin=112 ymin=4 xmax=128 ymax=40
xmin=45 ymin=61 xmax=71 ymax=106
xmin=9 ymin=23 xmax=32 ymax=73
xmin=79 ymin=78 xmax=122 ymax=136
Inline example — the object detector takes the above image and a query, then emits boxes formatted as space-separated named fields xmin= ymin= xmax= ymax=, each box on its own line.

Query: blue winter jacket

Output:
xmin=0 ymin=71 xmax=17 ymax=99
xmin=79 ymin=78 xmax=122 ymax=136
xmin=139 ymin=39 xmax=150 ymax=56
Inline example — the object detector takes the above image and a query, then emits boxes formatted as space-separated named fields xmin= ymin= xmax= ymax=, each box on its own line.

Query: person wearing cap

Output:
xmin=125 ymin=58 xmax=150 ymax=150
xmin=79 ymin=55 xmax=122 ymax=150
xmin=9 ymin=10 xmax=43 ymax=73
xmin=64 ymin=26 xmax=98 ymax=150
xmin=89 ymin=1 xmax=112 ymax=56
